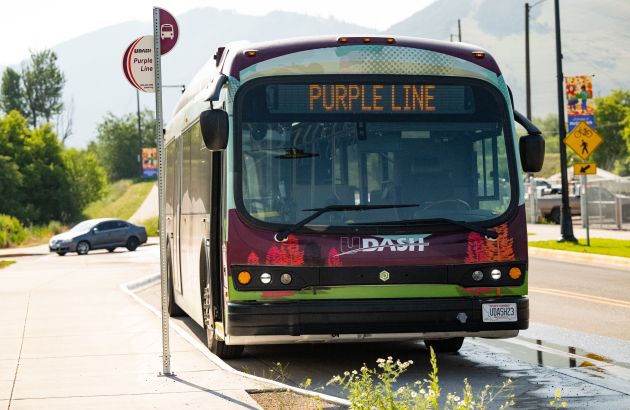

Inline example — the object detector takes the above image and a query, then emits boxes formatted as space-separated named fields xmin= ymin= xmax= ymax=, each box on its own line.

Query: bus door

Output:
xmin=172 ymin=136 xmax=184 ymax=295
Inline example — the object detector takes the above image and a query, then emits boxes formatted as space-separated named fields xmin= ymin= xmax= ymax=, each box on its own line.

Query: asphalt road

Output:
xmin=134 ymin=255 xmax=630 ymax=409
xmin=4 ymin=248 xmax=630 ymax=408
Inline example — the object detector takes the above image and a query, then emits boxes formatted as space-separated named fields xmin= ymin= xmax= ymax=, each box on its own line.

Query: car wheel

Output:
xmin=57 ymin=252 xmax=66 ymax=256
xmin=549 ymin=207 xmax=561 ymax=224
xmin=76 ymin=241 xmax=90 ymax=255
xmin=126 ymin=236 xmax=140 ymax=251
xmin=424 ymin=337 xmax=464 ymax=353
xmin=107 ymin=248 xmax=116 ymax=253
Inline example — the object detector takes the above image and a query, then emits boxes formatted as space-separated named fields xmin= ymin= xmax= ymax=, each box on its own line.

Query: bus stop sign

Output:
xmin=564 ymin=121 xmax=603 ymax=161
xmin=158 ymin=8 xmax=178 ymax=55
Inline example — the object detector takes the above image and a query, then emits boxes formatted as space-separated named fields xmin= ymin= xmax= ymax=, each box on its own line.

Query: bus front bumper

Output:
xmin=225 ymin=296 xmax=528 ymax=341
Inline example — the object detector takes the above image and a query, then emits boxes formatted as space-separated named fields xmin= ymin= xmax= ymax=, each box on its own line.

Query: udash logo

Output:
xmin=338 ymin=235 xmax=430 ymax=256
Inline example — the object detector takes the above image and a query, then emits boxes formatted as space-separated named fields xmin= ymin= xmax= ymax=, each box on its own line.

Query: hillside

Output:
xmin=4 ymin=1 xmax=628 ymax=148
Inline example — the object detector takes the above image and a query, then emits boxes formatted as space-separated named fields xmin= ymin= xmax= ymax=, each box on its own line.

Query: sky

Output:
xmin=2 ymin=0 xmax=436 ymax=66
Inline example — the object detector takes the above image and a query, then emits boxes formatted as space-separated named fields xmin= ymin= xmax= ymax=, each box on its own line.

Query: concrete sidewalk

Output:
xmin=527 ymin=223 xmax=630 ymax=242
xmin=0 ymin=246 xmax=263 ymax=409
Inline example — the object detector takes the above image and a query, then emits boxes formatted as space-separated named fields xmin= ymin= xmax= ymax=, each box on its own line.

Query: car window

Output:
xmin=96 ymin=221 xmax=116 ymax=231
xmin=115 ymin=221 xmax=128 ymax=229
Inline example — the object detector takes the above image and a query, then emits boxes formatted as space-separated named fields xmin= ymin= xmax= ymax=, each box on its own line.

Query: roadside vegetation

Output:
xmin=529 ymin=238 xmax=630 ymax=258
xmin=138 ymin=216 xmax=158 ymax=236
xmin=0 ymin=48 xmax=157 ymax=249
xmin=84 ymin=180 xmax=154 ymax=220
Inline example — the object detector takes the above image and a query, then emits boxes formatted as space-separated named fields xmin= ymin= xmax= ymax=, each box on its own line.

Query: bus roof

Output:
xmin=219 ymin=35 xmax=501 ymax=79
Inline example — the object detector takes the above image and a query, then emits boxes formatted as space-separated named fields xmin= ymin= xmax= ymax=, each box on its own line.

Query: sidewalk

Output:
xmin=0 ymin=246 xmax=263 ymax=409
xmin=527 ymin=223 xmax=630 ymax=242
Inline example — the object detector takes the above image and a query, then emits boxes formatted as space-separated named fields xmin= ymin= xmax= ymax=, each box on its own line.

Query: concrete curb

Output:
xmin=529 ymin=246 xmax=630 ymax=271
xmin=121 ymin=274 xmax=351 ymax=408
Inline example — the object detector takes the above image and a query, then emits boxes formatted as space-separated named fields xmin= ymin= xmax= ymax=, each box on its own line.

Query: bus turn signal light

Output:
xmin=509 ymin=267 xmax=522 ymax=280
xmin=245 ymin=50 xmax=257 ymax=57
xmin=237 ymin=271 xmax=252 ymax=285
xmin=472 ymin=51 xmax=485 ymax=59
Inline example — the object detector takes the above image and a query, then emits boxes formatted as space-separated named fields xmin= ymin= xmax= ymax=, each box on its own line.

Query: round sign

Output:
xmin=122 ymin=36 xmax=155 ymax=93
xmin=159 ymin=8 xmax=179 ymax=55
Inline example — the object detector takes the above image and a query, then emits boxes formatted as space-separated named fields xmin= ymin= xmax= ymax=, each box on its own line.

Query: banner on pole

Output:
xmin=142 ymin=147 xmax=158 ymax=177
xmin=566 ymin=75 xmax=595 ymax=132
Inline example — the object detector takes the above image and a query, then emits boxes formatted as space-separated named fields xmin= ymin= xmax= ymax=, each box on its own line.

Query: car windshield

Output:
xmin=237 ymin=77 xmax=514 ymax=228
xmin=70 ymin=220 xmax=96 ymax=232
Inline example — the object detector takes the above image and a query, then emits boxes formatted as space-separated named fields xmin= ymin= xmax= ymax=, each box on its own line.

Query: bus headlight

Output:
xmin=490 ymin=269 xmax=502 ymax=280
xmin=260 ymin=272 xmax=272 ymax=284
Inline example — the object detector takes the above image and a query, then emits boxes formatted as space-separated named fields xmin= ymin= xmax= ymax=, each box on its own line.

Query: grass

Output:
xmin=84 ymin=179 xmax=155 ymax=220
xmin=529 ymin=238 xmax=630 ymax=258
xmin=0 ymin=260 xmax=16 ymax=269
xmin=137 ymin=216 xmax=158 ymax=236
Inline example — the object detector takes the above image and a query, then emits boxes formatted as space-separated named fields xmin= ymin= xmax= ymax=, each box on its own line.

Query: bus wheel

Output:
xmin=167 ymin=249 xmax=185 ymax=317
xmin=424 ymin=337 xmax=464 ymax=353
xmin=203 ymin=288 xmax=243 ymax=359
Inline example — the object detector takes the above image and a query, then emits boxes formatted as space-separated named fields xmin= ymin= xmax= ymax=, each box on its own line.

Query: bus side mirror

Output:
xmin=513 ymin=110 xmax=545 ymax=173
xmin=200 ymin=109 xmax=229 ymax=150
xmin=519 ymin=134 xmax=545 ymax=173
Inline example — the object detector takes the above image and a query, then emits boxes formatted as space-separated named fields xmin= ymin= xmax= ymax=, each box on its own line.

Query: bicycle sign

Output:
xmin=564 ymin=121 xmax=603 ymax=160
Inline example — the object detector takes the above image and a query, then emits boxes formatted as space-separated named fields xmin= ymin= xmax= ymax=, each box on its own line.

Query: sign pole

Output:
xmin=582 ymin=174 xmax=590 ymax=246
xmin=153 ymin=7 xmax=171 ymax=376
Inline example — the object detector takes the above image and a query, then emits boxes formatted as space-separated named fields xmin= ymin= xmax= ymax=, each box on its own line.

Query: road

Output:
xmin=3 ymin=249 xmax=630 ymax=408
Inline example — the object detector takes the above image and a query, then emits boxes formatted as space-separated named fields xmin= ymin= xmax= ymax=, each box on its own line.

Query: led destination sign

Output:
xmin=266 ymin=83 xmax=473 ymax=114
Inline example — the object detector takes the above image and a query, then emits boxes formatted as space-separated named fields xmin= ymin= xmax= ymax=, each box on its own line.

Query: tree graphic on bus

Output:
xmin=465 ymin=223 xmax=515 ymax=263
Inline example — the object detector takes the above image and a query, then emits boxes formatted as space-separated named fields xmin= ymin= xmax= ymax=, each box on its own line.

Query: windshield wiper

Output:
xmin=349 ymin=217 xmax=498 ymax=239
xmin=274 ymin=204 xmax=418 ymax=242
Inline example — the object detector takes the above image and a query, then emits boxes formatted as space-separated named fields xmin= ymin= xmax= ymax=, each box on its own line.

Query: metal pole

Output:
xmin=458 ymin=19 xmax=462 ymax=42
xmin=554 ymin=0 xmax=577 ymax=242
xmin=153 ymin=7 xmax=172 ymax=376
xmin=525 ymin=3 xmax=532 ymax=120
xmin=137 ymin=89 xmax=143 ymax=177
xmin=582 ymin=174 xmax=589 ymax=246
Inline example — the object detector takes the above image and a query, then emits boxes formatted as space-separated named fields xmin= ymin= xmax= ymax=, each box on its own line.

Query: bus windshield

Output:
xmin=237 ymin=77 xmax=514 ymax=229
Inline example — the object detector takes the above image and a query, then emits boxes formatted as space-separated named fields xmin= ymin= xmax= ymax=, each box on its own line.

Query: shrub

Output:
xmin=0 ymin=214 xmax=26 ymax=247
xmin=138 ymin=217 xmax=158 ymax=237
xmin=327 ymin=348 xmax=515 ymax=410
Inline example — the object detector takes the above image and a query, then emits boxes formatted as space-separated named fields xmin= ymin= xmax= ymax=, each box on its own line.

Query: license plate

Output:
xmin=482 ymin=303 xmax=517 ymax=322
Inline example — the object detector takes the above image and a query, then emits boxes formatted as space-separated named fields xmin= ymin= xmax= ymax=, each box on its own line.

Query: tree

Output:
xmin=22 ymin=49 xmax=66 ymax=128
xmin=0 ymin=112 xmax=26 ymax=216
xmin=93 ymin=109 xmax=156 ymax=181
xmin=62 ymin=148 xmax=108 ymax=212
xmin=593 ymin=90 xmax=630 ymax=174
xmin=0 ymin=68 xmax=26 ymax=116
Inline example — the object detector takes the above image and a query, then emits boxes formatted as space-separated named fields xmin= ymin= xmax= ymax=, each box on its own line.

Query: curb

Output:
xmin=120 ymin=274 xmax=351 ymax=408
xmin=529 ymin=246 xmax=630 ymax=271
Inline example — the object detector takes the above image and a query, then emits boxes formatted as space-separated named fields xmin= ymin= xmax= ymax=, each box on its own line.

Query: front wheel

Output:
xmin=424 ymin=337 xmax=464 ymax=353
xmin=76 ymin=241 xmax=90 ymax=255
xmin=56 ymin=251 xmax=66 ymax=256
xmin=126 ymin=236 xmax=140 ymax=251
xmin=207 ymin=325 xmax=244 ymax=359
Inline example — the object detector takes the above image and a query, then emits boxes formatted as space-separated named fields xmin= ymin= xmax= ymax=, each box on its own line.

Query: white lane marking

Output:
xmin=530 ymin=286 xmax=630 ymax=309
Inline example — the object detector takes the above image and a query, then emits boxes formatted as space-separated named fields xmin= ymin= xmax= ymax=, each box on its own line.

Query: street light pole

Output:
xmin=554 ymin=0 xmax=577 ymax=242
xmin=458 ymin=19 xmax=462 ymax=42
xmin=136 ymin=89 xmax=142 ymax=178
xmin=525 ymin=3 xmax=532 ymax=120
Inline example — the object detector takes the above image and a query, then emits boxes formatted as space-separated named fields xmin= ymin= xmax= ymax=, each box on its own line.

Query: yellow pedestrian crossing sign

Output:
xmin=564 ymin=121 xmax=603 ymax=160
xmin=573 ymin=162 xmax=597 ymax=175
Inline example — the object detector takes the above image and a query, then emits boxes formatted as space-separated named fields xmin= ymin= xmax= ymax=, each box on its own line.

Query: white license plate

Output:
xmin=482 ymin=303 xmax=517 ymax=322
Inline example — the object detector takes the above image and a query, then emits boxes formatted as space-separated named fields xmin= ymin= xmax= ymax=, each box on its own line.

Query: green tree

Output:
xmin=22 ymin=49 xmax=66 ymax=128
xmin=593 ymin=90 xmax=630 ymax=175
xmin=0 ymin=68 xmax=26 ymax=116
xmin=93 ymin=109 xmax=156 ymax=181
xmin=0 ymin=111 xmax=26 ymax=216
xmin=63 ymin=148 xmax=108 ymax=211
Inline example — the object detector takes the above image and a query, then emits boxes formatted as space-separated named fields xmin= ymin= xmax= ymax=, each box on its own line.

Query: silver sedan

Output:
xmin=49 ymin=218 xmax=148 ymax=256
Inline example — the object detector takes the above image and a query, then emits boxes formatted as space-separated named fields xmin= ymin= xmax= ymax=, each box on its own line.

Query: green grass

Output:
xmin=0 ymin=260 xmax=16 ymax=269
xmin=137 ymin=216 xmax=158 ymax=236
xmin=529 ymin=238 xmax=630 ymax=258
xmin=84 ymin=180 xmax=155 ymax=221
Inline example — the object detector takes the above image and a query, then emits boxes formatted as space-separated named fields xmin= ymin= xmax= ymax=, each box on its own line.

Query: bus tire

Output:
xmin=207 ymin=326 xmax=244 ymax=359
xmin=424 ymin=337 xmax=464 ymax=353
xmin=167 ymin=246 xmax=185 ymax=317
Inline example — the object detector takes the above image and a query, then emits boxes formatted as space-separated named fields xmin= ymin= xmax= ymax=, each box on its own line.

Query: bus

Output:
xmin=164 ymin=35 xmax=544 ymax=358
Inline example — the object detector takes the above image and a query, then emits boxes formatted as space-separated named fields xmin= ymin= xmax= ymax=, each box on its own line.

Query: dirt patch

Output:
xmin=249 ymin=389 xmax=347 ymax=410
